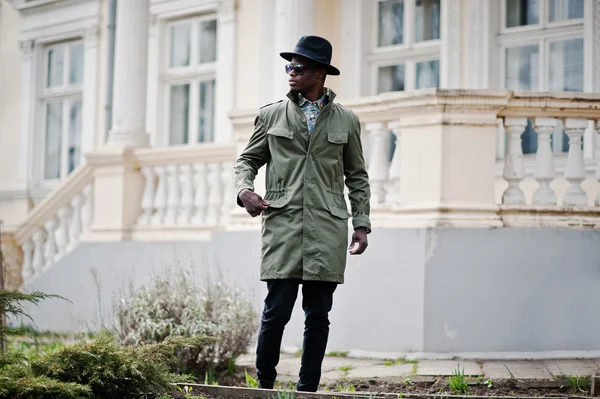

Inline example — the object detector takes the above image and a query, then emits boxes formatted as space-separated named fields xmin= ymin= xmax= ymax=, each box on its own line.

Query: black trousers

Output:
xmin=255 ymin=279 xmax=337 ymax=392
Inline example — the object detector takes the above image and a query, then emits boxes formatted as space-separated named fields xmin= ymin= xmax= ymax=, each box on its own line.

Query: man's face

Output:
xmin=286 ymin=56 xmax=324 ymax=93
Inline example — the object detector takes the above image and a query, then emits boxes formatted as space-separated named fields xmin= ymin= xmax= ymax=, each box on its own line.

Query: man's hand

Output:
xmin=239 ymin=189 xmax=269 ymax=217
xmin=349 ymin=227 xmax=368 ymax=255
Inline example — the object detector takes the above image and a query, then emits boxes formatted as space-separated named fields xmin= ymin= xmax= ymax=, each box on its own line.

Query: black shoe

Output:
xmin=258 ymin=381 xmax=274 ymax=389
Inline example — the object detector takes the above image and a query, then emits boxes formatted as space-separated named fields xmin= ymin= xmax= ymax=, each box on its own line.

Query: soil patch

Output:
xmin=323 ymin=377 xmax=586 ymax=397
xmin=160 ymin=366 xmax=594 ymax=398
xmin=164 ymin=376 xmax=593 ymax=399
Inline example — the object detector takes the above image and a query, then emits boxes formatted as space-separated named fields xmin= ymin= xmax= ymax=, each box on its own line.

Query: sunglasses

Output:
xmin=285 ymin=63 xmax=308 ymax=75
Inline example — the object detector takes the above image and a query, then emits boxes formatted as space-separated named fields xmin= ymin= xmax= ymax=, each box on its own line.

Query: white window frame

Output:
xmin=14 ymin=0 xmax=100 ymax=190
xmin=367 ymin=0 xmax=442 ymax=95
xmin=493 ymin=0 xmax=594 ymax=162
xmin=497 ymin=0 xmax=585 ymax=92
xmin=39 ymin=40 xmax=85 ymax=183
xmin=161 ymin=15 xmax=218 ymax=147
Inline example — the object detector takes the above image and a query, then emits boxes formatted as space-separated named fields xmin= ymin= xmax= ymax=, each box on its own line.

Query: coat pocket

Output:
xmin=327 ymin=132 xmax=348 ymax=144
xmin=267 ymin=126 xmax=294 ymax=139
xmin=327 ymin=204 xmax=351 ymax=219
xmin=263 ymin=189 xmax=291 ymax=209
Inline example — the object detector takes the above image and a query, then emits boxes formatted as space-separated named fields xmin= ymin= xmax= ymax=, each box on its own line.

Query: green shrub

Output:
xmin=114 ymin=268 xmax=257 ymax=375
xmin=0 ymin=374 xmax=92 ymax=399
xmin=0 ymin=289 xmax=90 ymax=399
xmin=30 ymin=334 xmax=207 ymax=399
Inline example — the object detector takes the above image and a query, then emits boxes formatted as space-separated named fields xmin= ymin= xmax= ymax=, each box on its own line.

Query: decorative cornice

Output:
xmin=18 ymin=39 xmax=34 ymax=60
xmin=218 ymin=0 xmax=236 ymax=23
xmin=83 ymin=26 xmax=99 ymax=48
xmin=230 ymin=89 xmax=600 ymax=131
xmin=8 ymin=0 xmax=83 ymax=14
xmin=134 ymin=143 xmax=237 ymax=167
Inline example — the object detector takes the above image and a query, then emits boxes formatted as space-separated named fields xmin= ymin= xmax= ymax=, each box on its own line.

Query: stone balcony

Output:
xmin=12 ymin=89 xmax=600 ymax=286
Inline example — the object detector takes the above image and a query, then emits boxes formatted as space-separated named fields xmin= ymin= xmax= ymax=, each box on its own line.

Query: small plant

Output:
xmin=563 ymin=375 xmax=591 ymax=393
xmin=336 ymin=383 xmax=356 ymax=392
xmin=275 ymin=381 xmax=296 ymax=391
xmin=403 ymin=378 xmax=414 ymax=386
xmin=384 ymin=357 xmax=412 ymax=366
xmin=245 ymin=368 xmax=258 ymax=388
xmin=227 ymin=357 xmax=236 ymax=376
xmin=177 ymin=385 xmax=193 ymax=394
xmin=485 ymin=379 xmax=493 ymax=388
xmin=327 ymin=351 xmax=348 ymax=357
xmin=448 ymin=364 xmax=469 ymax=395
xmin=272 ymin=388 xmax=295 ymax=399
xmin=204 ymin=366 xmax=219 ymax=385
xmin=411 ymin=363 xmax=418 ymax=375
xmin=339 ymin=364 xmax=353 ymax=379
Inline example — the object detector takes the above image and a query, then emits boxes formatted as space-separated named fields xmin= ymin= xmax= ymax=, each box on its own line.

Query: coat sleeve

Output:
xmin=343 ymin=113 xmax=372 ymax=233
xmin=234 ymin=112 xmax=270 ymax=207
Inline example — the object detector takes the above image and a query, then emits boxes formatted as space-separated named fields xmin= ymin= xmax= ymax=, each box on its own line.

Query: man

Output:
xmin=234 ymin=35 xmax=371 ymax=392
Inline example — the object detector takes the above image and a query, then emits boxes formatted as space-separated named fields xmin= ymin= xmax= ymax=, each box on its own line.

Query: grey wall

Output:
xmin=17 ymin=229 xmax=426 ymax=354
xmin=423 ymin=228 xmax=600 ymax=353
xmin=16 ymin=227 xmax=600 ymax=355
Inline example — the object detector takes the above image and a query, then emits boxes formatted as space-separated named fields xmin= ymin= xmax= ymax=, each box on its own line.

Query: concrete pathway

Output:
xmin=236 ymin=354 xmax=600 ymax=381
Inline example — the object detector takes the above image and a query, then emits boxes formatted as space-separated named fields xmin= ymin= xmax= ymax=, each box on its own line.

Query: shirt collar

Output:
xmin=295 ymin=88 xmax=332 ymax=109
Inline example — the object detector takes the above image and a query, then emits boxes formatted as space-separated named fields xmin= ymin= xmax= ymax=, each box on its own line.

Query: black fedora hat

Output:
xmin=280 ymin=35 xmax=340 ymax=76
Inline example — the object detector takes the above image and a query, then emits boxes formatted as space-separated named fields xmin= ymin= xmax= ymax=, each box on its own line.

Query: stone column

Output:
xmin=440 ymin=0 xmax=461 ymax=88
xmin=84 ymin=0 xmax=150 ymax=241
xmin=106 ymin=0 xmax=150 ymax=148
xmin=17 ymin=40 xmax=35 ymax=183
xmin=214 ymin=0 xmax=236 ymax=143
xmin=81 ymin=27 xmax=100 ymax=158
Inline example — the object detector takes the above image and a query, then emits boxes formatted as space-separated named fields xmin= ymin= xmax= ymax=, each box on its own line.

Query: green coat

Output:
xmin=234 ymin=89 xmax=371 ymax=284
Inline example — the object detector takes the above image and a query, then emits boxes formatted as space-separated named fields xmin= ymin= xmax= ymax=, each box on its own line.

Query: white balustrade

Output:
xmin=82 ymin=184 xmax=94 ymax=229
xmin=563 ymin=118 xmax=588 ymax=207
xmin=206 ymin=163 xmax=223 ymax=226
xmin=21 ymin=240 xmax=34 ymax=282
xmin=192 ymin=163 xmax=208 ymax=225
xmin=43 ymin=218 xmax=57 ymax=270
xmin=137 ymin=161 xmax=233 ymax=228
xmin=151 ymin=166 xmax=168 ymax=225
xmin=19 ymin=183 xmax=94 ymax=285
xmin=138 ymin=167 xmax=156 ymax=225
xmin=55 ymin=206 xmax=70 ymax=255
xmin=365 ymin=122 xmax=390 ymax=205
xmin=502 ymin=117 xmax=527 ymax=205
xmin=499 ymin=115 xmax=600 ymax=211
xmin=386 ymin=121 xmax=401 ymax=205
xmin=220 ymin=162 xmax=234 ymax=225
xmin=164 ymin=164 xmax=181 ymax=225
xmin=69 ymin=193 xmax=84 ymax=247
xmin=31 ymin=228 xmax=45 ymax=277
xmin=178 ymin=164 xmax=195 ymax=225
xmin=532 ymin=118 xmax=557 ymax=206
xmin=596 ymin=121 xmax=600 ymax=207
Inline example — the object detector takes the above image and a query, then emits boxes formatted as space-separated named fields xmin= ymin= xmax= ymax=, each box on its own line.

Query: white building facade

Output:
xmin=2 ymin=0 xmax=600 ymax=357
